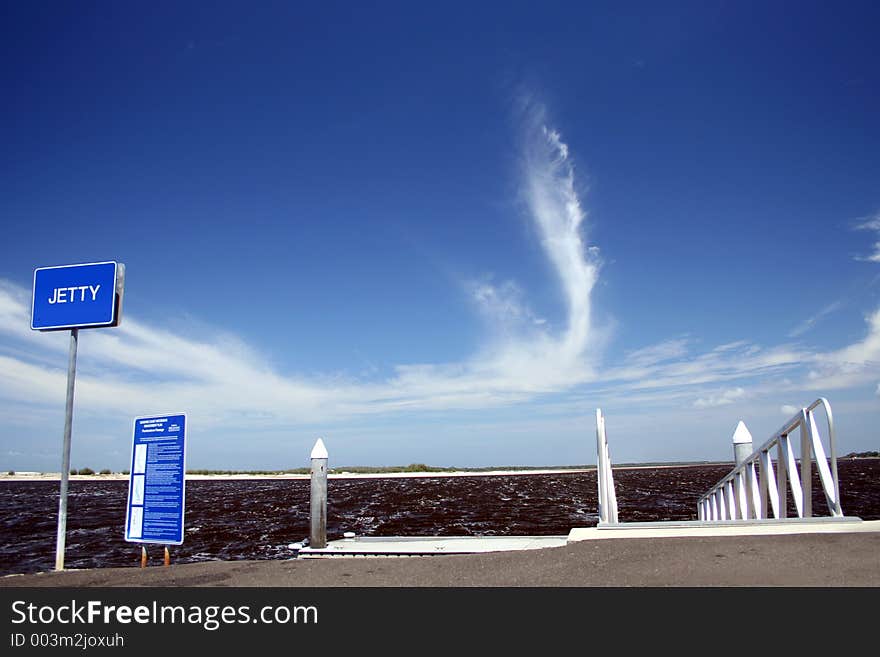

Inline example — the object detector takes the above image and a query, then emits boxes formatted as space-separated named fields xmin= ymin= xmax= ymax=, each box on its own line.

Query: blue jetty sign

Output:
xmin=125 ymin=414 xmax=187 ymax=545
xmin=31 ymin=261 xmax=123 ymax=331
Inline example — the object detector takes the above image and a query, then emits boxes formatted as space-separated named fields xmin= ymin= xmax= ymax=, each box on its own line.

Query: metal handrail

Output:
xmin=596 ymin=409 xmax=619 ymax=525
xmin=697 ymin=398 xmax=842 ymax=521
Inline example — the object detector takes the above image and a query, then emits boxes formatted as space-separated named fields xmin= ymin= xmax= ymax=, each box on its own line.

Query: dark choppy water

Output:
xmin=1 ymin=460 xmax=877 ymax=576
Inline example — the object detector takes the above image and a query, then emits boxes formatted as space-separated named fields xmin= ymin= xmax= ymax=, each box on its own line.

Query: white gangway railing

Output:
xmin=596 ymin=409 xmax=619 ymax=525
xmin=697 ymin=398 xmax=843 ymax=521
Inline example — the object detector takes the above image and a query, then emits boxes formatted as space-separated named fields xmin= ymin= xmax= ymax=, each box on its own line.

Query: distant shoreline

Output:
xmin=0 ymin=469 xmax=593 ymax=482
xmin=5 ymin=456 xmax=873 ymax=482
xmin=0 ymin=461 xmax=743 ymax=482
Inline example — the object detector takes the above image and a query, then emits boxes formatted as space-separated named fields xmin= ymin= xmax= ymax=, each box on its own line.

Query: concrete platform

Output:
xmin=568 ymin=517 xmax=880 ymax=541
xmin=298 ymin=535 xmax=569 ymax=557
xmin=296 ymin=518 xmax=880 ymax=557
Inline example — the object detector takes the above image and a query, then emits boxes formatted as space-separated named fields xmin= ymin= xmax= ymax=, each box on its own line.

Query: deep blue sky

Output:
xmin=1 ymin=2 xmax=878 ymax=470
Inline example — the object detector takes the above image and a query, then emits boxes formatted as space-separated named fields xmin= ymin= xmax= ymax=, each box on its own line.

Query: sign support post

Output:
xmin=54 ymin=328 xmax=79 ymax=571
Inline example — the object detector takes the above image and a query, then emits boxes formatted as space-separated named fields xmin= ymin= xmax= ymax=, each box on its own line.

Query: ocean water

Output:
xmin=1 ymin=460 xmax=877 ymax=576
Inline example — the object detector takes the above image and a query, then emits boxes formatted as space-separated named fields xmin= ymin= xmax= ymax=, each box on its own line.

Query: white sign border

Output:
xmin=31 ymin=260 xmax=119 ymax=331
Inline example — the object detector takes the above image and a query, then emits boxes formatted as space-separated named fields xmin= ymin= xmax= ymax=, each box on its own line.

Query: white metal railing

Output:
xmin=697 ymin=398 xmax=842 ymax=521
xmin=596 ymin=408 xmax=619 ymax=525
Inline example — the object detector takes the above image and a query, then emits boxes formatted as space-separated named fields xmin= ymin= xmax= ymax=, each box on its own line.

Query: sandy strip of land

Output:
xmin=0 ymin=469 xmax=592 ymax=482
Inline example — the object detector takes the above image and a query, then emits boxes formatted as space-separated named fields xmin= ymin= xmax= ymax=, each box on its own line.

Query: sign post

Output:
xmin=55 ymin=328 xmax=78 ymax=571
xmin=31 ymin=261 xmax=125 ymax=571
xmin=125 ymin=414 xmax=187 ymax=549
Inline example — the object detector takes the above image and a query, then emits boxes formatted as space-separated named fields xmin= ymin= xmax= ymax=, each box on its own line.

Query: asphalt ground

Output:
xmin=3 ymin=531 xmax=878 ymax=587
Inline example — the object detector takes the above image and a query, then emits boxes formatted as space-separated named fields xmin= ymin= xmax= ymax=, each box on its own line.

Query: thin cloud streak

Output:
xmin=788 ymin=300 xmax=843 ymax=337
xmin=854 ymin=212 xmax=880 ymax=263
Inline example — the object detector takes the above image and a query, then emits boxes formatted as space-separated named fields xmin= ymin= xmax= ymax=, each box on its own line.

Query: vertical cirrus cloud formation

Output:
xmin=389 ymin=108 xmax=603 ymax=401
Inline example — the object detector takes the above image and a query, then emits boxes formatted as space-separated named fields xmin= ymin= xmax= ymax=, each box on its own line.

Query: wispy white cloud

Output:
xmin=623 ymin=338 xmax=689 ymax=367
xmin=804 ymin=306 xmax=880 ymax=391
xmin=525 ymin=122 xmax=599 ymax=360
xmin=386 ymin=106 xmax=605 ymax=400
xmin=602 ymin=339 xmax=807 ymax=394
xmin=854 ymin=212 xmax=880 ymax=263
xmin=693 ymin=387 xmax=747 ymax=409
xmin=788 ymin=300 xmax=843 ymax=337
xmin=468 ymin=277 xmax=546 ymax=333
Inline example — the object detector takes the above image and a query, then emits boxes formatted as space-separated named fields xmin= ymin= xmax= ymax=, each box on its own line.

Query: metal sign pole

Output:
xmin=55 ymin=327 xmax=79 ymax=571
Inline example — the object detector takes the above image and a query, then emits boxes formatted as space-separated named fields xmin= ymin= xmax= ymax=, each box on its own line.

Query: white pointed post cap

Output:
xmin=310 ymin=438 xmax=328 ymax=459
xmin=732 ymin=421 xmax=753 ymax=444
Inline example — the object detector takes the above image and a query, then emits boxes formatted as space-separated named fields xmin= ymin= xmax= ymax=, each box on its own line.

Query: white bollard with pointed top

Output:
xmin=732 ymin=421 xmax=753 ymax=466
xmin=309 ymin=438 xmax=328 ymax=549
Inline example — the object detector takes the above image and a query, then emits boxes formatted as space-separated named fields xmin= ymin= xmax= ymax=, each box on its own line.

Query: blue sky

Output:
xmin=1 ymin=2 xmax=878 ymax=471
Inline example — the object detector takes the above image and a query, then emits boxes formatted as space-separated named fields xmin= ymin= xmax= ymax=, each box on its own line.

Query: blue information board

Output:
xmin=124 ymin=414 xmax=187 ymax=545
xmin=31 ymin=261 xmax=121 ymax=331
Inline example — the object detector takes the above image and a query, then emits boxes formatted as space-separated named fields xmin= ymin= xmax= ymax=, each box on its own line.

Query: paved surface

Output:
xmin=3 ymin=531 xmax=879 ymax=587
